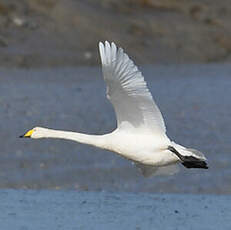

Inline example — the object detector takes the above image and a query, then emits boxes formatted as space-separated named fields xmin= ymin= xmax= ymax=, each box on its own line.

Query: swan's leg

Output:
xmin=167 ymin=146 xmax=208 ymax=169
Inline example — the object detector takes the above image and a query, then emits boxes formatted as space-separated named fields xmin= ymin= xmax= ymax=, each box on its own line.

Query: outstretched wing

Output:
xmin=99 ymin=41 xmax=166 ymax=135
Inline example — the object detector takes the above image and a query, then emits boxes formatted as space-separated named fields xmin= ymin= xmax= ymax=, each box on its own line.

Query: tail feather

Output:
xmin=168 ymin=144 xmax=208 ymax=169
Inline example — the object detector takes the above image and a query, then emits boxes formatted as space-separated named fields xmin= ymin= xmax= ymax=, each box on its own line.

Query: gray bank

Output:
xmin=0 ymin=190 xmax=230 ymax=230
xmin=0 ymin=64 xmax=231 ymax=193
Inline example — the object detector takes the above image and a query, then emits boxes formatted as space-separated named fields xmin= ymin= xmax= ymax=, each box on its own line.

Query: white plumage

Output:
xmin=21 ymin=41 xmax=208 ymax=177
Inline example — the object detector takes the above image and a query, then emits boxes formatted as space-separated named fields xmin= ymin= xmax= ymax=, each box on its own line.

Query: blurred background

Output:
xmin=0 ymin=0 xmax=231 ymax=68
xmin=0 ymin=0 xmax=230 ymax=194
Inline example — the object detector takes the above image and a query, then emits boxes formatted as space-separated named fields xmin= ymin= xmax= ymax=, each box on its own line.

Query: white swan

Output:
xmin=20 ymin=41 xmax=208 ymax=177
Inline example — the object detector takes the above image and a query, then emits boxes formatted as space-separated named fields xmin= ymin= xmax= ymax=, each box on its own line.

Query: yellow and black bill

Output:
xmin=19 ymin=129 xmax=34 ymax=138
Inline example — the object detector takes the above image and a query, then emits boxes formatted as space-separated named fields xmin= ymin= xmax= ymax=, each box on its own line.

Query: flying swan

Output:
xmin=20 ymin=41 xmax=208 ymax=177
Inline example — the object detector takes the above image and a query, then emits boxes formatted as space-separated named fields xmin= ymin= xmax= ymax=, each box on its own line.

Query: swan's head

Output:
xmin=20 ymin=127 xmax=49 ymax=139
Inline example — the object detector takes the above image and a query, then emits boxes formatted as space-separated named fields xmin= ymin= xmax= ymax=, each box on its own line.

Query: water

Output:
xmin=0 ymin=64 xmax=231 ymax=193
xmin=0 ymin=190 xmax=231 ymax=230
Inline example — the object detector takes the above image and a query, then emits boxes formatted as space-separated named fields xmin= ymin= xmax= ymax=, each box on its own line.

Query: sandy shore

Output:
xmin=0 ymin=0 xmax=231 ymax=67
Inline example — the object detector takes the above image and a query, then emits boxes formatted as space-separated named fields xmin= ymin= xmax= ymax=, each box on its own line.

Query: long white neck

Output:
xmin=41 ymin=129 xmax=109 ymax=149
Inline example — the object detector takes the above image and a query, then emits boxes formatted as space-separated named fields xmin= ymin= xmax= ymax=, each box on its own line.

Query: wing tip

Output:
xmin=99 ymin=41 xmax=119 ymax=65
xmin=98 ymin=41 xmax=103 ymax=49
xmin=99 ymin=41 xmax=117 ymax=49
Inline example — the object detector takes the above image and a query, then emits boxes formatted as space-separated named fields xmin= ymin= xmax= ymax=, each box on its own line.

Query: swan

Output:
xmin=20 ymin=41 xmax=208 ymax=177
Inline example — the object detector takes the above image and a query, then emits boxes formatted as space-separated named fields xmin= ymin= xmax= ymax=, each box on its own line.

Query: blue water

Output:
xmin=0 ymin=64 xmax=230 ymax=193
xmin=0 ymin=190 xmax=230 ymax=230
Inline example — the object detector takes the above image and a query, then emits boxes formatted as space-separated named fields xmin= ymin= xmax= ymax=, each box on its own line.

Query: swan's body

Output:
xmin=21 ymin=41 xmax=208 ymax=177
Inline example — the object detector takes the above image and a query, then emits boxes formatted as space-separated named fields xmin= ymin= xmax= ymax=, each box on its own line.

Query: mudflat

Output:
xmin=0 ymin=0 xmax=231 ymax=67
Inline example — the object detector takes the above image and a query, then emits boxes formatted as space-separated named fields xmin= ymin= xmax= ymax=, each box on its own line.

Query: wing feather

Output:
xmin=99 ymin=41 xmax=166 ymax=134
